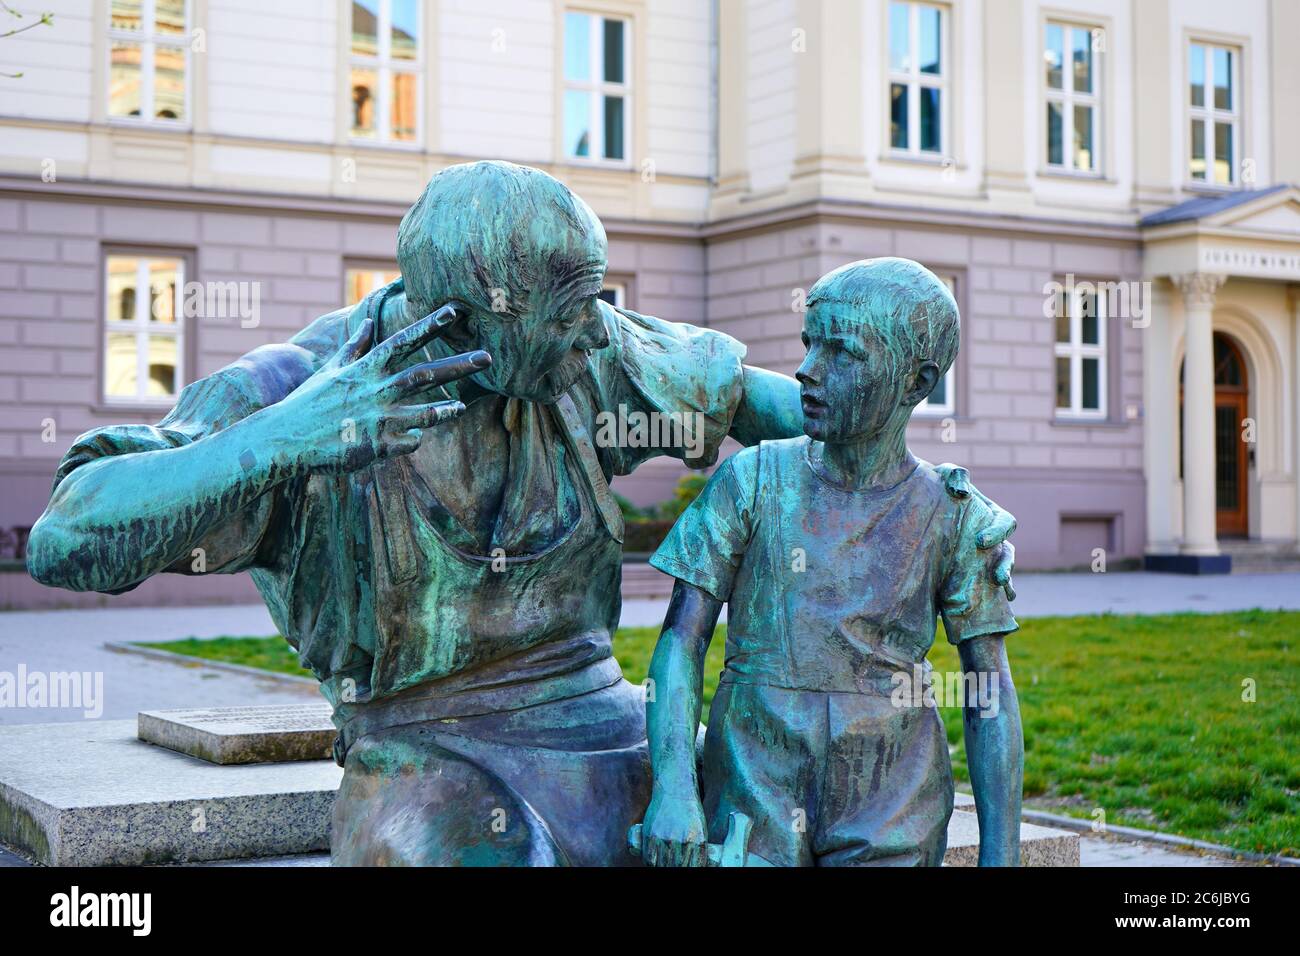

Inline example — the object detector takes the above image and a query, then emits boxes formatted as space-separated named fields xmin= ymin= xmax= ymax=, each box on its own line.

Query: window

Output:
xmin=345 ymin=265 xmax=401 ymax=305
xmin=350 ymin=0 xmax=422 ymax=143
xmin=108 ymin=0 xmax=189 ymax=124
xmin=598 ymin=283 xmax=625 ymax=308
xmin=103 ymin=254 xmax=185 ymax=404
xmin=1044 ymin=22 xmax=1100 ymax=173
xmin=915 ymin=273 xmax=955 ymax=415
xmin=1188 ymin=42 xmax=1238 ymax=185
xmin=1053 ymin=283 xmax=1107 ymax=418
xmin=888 ymin=1 xmax=946 ymax=156
xmin=563 ymin=11 xmax=630 ymax=163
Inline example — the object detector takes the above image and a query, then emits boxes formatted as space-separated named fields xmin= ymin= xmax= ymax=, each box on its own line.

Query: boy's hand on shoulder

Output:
xmin=641 ymin=789 xmax=709 ymax=867
xmin=936 ymin=464 xmax=1017 ymax=602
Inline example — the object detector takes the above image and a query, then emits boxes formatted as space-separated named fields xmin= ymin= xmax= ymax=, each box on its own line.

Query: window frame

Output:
xmin=343 ymin=261 xmax=402 ymax=306
xmin=561 ymin=9 xmax=633 ymax=167
xmin=1186 ymin=39 xmax=1241 ymax=188
xmin=348 ymin=0 xmax=425 ymax=148
xmin=598 ymin=282 xmax=626 ymax=309
xmin=1043 ymin=20 xmax=1102 ymax=176
xmin=100 ymin=248 xmax=191 ymax=408
xmin=886 ymin=0 xmax=948 ymax=158
xmin=106 ymin=0 xmax=192 ymax=129
xmin=913 ymin=272 xmax=957 ymax=416
xmin=1053 ymin=282 xmax=1108 ymax=421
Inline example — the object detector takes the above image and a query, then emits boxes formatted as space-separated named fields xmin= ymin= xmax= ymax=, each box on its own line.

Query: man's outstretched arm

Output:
xmin=28 ymin=310 xmax=486 ymax=594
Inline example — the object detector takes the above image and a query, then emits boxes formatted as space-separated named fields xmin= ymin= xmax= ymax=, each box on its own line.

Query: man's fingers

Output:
xmin=374 ymin=303 xmax=463 ymax=365
xmin=395 ymin=401 xmax=466 ymax=431
xmin=379 ymin=427 xmax=423 ymax=458
xmin=975 ymin=509 xmax=1017 ymax=549
xmin=994 ymin=542 xmax=1016 ymax=601
xmin=937 ymin=463 xmax=972 ymax=500
xmin=338 ymin=317 xmax=374 ymax=365
xmin=383 ymin=351 xmax=491 ymax=399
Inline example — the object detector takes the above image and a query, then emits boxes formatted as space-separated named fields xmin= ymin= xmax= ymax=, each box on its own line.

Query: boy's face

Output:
xmin=795 ymin=302 xmax=906 ymax=443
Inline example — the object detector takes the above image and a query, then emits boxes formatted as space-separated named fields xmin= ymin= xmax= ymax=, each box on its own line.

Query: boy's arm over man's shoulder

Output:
xmin=648 ymin=446 xmax=760 ymax=604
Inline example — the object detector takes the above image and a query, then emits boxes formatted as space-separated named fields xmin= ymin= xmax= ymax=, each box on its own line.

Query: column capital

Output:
xmin=1171 ymin=272 xmax=1227 ymax=306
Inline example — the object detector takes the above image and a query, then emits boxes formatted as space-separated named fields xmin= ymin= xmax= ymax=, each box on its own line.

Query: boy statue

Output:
xmin=639 ymin=257 xmax=1024 ymax=867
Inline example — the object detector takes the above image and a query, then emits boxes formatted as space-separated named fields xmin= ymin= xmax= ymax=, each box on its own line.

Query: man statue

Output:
xmin=27 ymin=161 xmax=1016 ymax=866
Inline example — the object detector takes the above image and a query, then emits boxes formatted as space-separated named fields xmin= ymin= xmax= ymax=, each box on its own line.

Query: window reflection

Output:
xmin=104 ymin=255 xmax=184 ymax=403
xmin=352 ymin=0 xmax=379 ymax=56
xmin=110 ymin=0 xmax=142 ymax=31
xmin=154 ymin=44 xmax=186 ymax=120
xmin=109 ymin=42 xmax=143 ymax=117
xmin=352 ymin=68 xmax=377 ymax=136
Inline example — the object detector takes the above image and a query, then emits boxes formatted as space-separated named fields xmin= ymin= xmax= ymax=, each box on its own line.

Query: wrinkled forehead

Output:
xmin=803 ymin=299 xmax=888 ymax=348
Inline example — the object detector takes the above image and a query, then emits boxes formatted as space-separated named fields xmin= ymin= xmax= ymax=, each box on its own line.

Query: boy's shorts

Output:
xmin=702 ymin=680 xmax=954 ymax=866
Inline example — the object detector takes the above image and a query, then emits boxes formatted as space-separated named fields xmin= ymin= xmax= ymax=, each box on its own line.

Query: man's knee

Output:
xmin=331 ymin=733 xmax=565 ymax=866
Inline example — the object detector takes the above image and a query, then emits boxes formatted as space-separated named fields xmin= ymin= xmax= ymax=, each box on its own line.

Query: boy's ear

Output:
xmin=904 ymin=360 xmax=941 ymax=406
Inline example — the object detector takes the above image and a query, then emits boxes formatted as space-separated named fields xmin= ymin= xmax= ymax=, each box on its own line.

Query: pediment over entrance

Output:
xmin=1211 ymin=190 xmax=1300 ymax=238
xmin=1141 ymin=185 xmax=1300 ymax=281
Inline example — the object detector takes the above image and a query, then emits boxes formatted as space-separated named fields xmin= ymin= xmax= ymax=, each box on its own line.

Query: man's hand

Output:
xmin=278 ymin=304 xmax=490 ymax=475
xmin=936 ymin=464 xmax=1017 ymax=601
xmin=640 ymin=789 xmax=709 ymax=867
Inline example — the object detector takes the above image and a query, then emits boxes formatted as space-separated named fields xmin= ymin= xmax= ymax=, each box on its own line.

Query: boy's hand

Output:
xmin=936 ymin=464 xmax=1017 ymax=601
xmin=641 ymin=790 xmax=709 ymax=867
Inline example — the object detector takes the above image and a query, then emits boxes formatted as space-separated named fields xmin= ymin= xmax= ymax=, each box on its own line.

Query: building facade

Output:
xmin=1 ymin=0 xmax=1298 ymax=607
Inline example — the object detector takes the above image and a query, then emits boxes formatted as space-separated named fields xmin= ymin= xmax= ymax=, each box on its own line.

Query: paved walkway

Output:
xmin=622 ymin=570 xmax=1300 ymax=624
xmin=0 ymin=604 xmax=317 ymax=725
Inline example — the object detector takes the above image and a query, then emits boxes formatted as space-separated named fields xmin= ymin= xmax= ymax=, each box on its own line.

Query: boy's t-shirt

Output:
xmin=649 ymin=437 xmax=1017 ymax=694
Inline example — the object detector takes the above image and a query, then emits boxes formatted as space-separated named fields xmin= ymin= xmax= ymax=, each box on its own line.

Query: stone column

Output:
xmin=1142 ymin=279 xmax=1178 ymax=554
xmin=1174 ymin=272 xmax=1227 ymax=558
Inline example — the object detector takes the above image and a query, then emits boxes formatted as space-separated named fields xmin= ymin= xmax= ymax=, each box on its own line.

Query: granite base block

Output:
xmin=0 ymin=721 xmax=342 ymax=866
xmin=944 ymin=806 xmax=1080 ymax=866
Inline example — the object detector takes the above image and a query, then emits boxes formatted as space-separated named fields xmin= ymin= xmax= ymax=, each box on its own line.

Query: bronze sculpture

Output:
xmin=640 ymin=258 xmax=1023 ymax=866
xmin=27 ymin=163 xmax=1017 ymax=866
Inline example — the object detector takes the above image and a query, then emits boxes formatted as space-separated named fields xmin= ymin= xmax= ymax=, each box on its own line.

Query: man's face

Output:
xmin=444 ymin=261 xmax=610 ymax=404
xmin=795 ymin=302 xmax=903 ymax=443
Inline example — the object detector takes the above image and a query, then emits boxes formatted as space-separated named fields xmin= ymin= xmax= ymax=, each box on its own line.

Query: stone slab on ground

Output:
xmin=944 ymin=811 xmax=1079 ymax=866
xmin=138 ymin=704 xmax=336 ymax=764
xmin=0 ymin=720 xmax=342 ymax=866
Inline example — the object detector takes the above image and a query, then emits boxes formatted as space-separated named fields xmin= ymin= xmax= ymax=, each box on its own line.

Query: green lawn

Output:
xmin=140 ymin=609 xmax=1300 ymax=856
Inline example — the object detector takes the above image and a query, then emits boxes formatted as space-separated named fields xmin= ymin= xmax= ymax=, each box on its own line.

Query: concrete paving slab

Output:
xmin=0 ymin=720 xmax=341 ymax=866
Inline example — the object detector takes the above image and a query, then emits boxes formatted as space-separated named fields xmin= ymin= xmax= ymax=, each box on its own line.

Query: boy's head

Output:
xmin=796 ymin=257 xmax=960 ymax=443
xmin=397 ymin=161 xmax=610 ymax=403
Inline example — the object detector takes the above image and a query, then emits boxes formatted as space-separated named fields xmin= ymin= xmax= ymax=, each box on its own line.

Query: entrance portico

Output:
xmin=1140 ymin=185 xmax=1300 ymax=573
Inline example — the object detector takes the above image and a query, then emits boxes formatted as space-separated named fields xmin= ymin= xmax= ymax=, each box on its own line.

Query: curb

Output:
xmin=104 ymin=641 xmax=318 ymax=687
xmin=1017 ymin=807 xmax=1299 ymax=867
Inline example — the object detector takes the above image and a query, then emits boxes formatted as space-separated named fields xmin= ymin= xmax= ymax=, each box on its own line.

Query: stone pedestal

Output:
xmin=138 ymin=703 xmax=336 ymax=764
xmin=0 ymin=721 xmax=341 ymax=866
